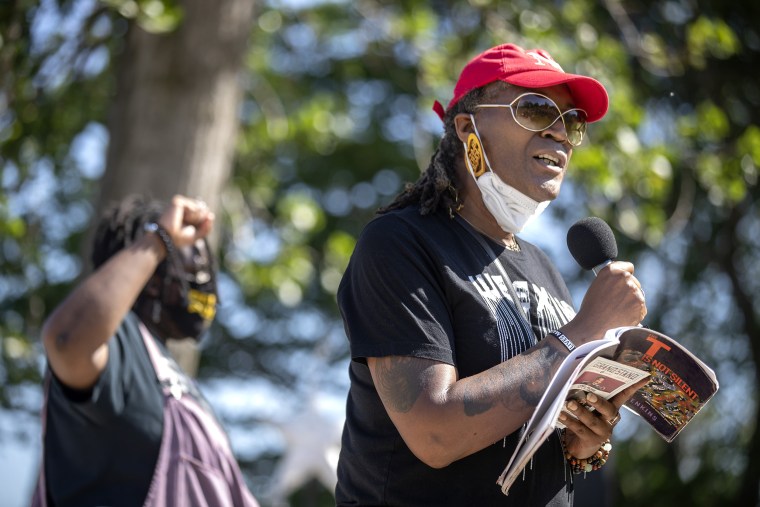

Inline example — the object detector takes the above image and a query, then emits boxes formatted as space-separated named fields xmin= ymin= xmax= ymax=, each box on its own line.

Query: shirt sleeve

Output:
xmin=47 ymin=314 xmax=142 ymax=424
xmin=337 ymin=214 xmax=456 ymax=365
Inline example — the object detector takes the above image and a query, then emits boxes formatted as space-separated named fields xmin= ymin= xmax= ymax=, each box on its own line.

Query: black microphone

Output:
xmin=566 ymin=217 xmax=618 ymax=275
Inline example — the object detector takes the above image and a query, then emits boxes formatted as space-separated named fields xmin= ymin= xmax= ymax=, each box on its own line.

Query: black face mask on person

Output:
xmin=161 ymin=284 xmax=217 ymax=340
xmin=150 ymin=239 xmax=218 ymax=341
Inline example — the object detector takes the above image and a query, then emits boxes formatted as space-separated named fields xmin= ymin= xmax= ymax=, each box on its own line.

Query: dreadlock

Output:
xmin=91 ymin=194 xmax=165 ymax=269
xmin=378 ymin=81 xmax=512 ymax=216
xmin=90 ymin=194 xmax=218 ymax=308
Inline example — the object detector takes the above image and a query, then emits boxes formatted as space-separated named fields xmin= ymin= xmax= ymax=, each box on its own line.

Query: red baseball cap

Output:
xmin=433 ymin=43 xmax=609 ymax=123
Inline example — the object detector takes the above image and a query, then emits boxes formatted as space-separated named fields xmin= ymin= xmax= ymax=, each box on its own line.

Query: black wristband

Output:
xmin=548 ymin=329 xmax=575 ymax=352
xmin=143 ymin=222 xmax=175 ymax=258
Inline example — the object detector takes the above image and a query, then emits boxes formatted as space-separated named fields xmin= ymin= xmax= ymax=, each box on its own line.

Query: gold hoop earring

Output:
xmin=465 ymin=133 xmax=486 ymax=177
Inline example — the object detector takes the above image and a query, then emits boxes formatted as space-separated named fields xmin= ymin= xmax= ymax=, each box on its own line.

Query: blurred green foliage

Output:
xmin=2 ymin=0 xmax=759 ymax=505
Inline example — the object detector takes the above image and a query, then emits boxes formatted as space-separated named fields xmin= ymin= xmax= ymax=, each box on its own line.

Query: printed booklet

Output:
xmin=496 ymin=326 xmax=719 ymax=495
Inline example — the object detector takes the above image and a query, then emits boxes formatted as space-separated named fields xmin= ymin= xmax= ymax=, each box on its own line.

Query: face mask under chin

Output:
xmin=476 ymin=172 xmax=550 ymax=233
xmin=465 ymin=114 xmax=551 ymax=234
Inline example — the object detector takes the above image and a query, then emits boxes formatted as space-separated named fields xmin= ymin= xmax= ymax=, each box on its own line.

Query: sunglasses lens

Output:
xmin=563 ymin=110 xmax=587 ymax=146
xmin=515 ymin=95 xmax=587 ymax=146
xmin=514 ymin=95 xmax=560 ymax=130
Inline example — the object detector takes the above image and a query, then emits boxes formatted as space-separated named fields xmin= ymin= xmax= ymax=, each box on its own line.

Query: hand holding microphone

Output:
xmin=566 ymin=217 xmax=647 ymax=338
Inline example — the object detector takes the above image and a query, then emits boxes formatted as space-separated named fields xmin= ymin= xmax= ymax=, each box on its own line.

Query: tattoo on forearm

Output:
xmin=463 ymin=379 xmax=494 ymax=416
xmin=519 ymin=374 xmax=547 ymax=407
xmin=374 ymin=357 xmax=427 ymax=413
xmin=540 ymin=338 xmax=563 ymax=364
xmin=506 ymin=341 xmax=564 ymax=409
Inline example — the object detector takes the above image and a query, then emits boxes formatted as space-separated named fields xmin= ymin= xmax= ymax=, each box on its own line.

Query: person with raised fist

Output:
xmin=33 ymin=194 xmax=258 ymax=507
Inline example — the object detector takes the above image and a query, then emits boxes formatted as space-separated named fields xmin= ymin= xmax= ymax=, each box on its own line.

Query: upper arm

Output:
xmin=344 ymin=217 xmax=476 ymax=466
xmin=367 ymin=355 xmax=459 ymax=467
xmin=40 ymin=239 xmax=162 ymax=390
xmin=43 ymin=326 xmax=110 ymax=390
xmin=339 ymin=217 xmax=456 ymax=364
xmin=368 ymin=355 xmax=456 ymax=413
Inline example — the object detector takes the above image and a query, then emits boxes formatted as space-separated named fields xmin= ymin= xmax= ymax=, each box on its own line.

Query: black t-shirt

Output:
xmin=336 ymin=206 xmax=577 ymax=506
xmin=43 ymin=312 xmax=204 ymax=507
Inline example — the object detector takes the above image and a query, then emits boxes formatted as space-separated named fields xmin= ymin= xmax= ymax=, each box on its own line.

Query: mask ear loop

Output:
xmin=463 ymin=139 xmax=478 ymax=182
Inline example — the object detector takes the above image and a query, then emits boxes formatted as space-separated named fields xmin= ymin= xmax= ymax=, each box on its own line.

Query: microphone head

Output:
xmin=567 ymin=217 xmax=618 ymax=271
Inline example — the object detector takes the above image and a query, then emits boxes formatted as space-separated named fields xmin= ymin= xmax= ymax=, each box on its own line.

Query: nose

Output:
xmin=540 ymin=117 xmax=570 ymax=145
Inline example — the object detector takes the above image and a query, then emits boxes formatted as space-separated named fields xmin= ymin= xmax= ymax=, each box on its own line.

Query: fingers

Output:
xmin=559 ymin=392 xmax=621 ymax=442
xmin=610 ymin=377 xmax=650 ymax=407
xmin=583 ymin=392 xmax=618 ymax=423
xmin=616 ymin=264 xmax=646 ymax=305
xmin=160 ymin=195 xmax=215 ymax=247
xmin=181 ymin=197 xmax=214 ymax=240
xmin=604 ymin=262 xmax=640 ymax=294
xmin=566 ymin=377 xmax=650 ymax=437
xmin=608 ymin=260 xmax=634 ymax=275
xmin=560 ymin=366 xmax=647 ymax=458
xmin=170 ymin=195 xmax=212 ymax=224
xmin=609 ymin=261 xmax=647 ymax=305
xmin=577 ymin=261 xmax=648 ymax=333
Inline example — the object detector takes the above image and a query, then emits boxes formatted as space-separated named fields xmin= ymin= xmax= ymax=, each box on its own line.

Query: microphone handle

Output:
xmin=591 ymin=259 xmax=613 ymax=276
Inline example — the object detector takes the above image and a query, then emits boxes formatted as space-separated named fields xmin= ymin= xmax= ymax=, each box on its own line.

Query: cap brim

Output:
xmin=504 ymin=71 xmax=609 ymax=122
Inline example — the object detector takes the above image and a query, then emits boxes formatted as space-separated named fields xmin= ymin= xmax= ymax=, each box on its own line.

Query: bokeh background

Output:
xmin=2 ymin=0 xmax=759 ymax=505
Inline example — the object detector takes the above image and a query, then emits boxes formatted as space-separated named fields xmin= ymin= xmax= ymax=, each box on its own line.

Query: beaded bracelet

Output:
xmin=143 ymin=222 xmax=175 ymax=259
xmin=564 ymin=439 xmax=612 ymax=475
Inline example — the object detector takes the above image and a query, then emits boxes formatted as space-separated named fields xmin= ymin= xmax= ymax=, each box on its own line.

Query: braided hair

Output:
xmin=378 ymin=81 xmax=511 ymax=216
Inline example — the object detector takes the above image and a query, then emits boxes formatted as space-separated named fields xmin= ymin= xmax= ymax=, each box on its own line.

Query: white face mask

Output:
xmin=463 ymin=115 xmax=550 ymax=234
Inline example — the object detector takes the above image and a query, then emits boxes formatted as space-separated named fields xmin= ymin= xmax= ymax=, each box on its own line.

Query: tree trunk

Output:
xmin=98 ymin=0 xmax=256 ymax=218
xmin=95 ymin=0 xmax=256 ymax=374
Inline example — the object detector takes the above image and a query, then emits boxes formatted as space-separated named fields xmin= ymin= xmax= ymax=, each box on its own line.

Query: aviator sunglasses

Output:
xmin=475 ymin=92 xmax=588 ymax=147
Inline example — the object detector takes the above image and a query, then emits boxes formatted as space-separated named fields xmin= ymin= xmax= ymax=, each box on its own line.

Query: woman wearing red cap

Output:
xmin=335 ymin=43 xmax=647 ymax=506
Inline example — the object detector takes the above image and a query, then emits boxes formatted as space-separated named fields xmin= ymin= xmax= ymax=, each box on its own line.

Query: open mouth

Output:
xmin=535 ymin=152 xmax=565 ymax=171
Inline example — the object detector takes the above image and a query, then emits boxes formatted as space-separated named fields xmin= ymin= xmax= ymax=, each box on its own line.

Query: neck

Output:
xmin=457 ymin=207 xmax=520 ymax=251
xmin=454 ymin=160 xmax=521 ymax=250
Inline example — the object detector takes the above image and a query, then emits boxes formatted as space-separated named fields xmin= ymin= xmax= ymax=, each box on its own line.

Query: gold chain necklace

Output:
xmin=458 ymin=213 xmax=521 ymax=252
